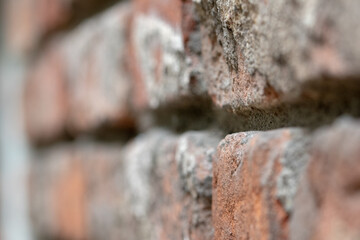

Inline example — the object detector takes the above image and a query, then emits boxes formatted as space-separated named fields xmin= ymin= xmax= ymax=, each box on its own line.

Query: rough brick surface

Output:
xmin=129 ymin=0 xmax=207 ymax=110
xmin=197 ymin=0 xmax=360 ymax=110
xmin=124 ymin=129 xmax=221 ymax=240
xmin=213 ymin=129 xmax=310 ymax=240
xmin=10 ymin=0 xmax=360 ymax=238
xmin=291 ymin=118 xmax=360 ymax=240
xmin=24 ymin=4 xmax=135 ymax=142
xmin=30 ymin=144 xmax=140 ymax=240
xmin=63 ymin=5 xmax=134 ymax=133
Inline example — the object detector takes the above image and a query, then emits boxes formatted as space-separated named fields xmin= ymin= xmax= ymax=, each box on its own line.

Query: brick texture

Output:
xmin=123 ymin=129 xmax=221 ymax=240
xmin=8 ymin=0 xmax=360 ymax=239
xmin=29 ymin=144 xmax=139 ymax=240
xmin=291 ymin=118 xmax=360 ymax=240
xmin=24 ymin=4 xmax=135 ymax=142
xmin=213 ymin=129 xmax=309 ymax=240
xmin=5 ymin=0 xmax=118 ymax=53
xmin=197 ymin=0 xmax=360 ymax=111
xmin=63 ymin=5 xmax=134 ymax=134
xmin=129 ymin=0 xmax=207 ymax=110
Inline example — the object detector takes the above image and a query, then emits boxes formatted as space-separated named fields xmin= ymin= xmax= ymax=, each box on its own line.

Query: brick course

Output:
xmin=30 ymin=144 xmax=140 ymax=240
xmin=123 ymin=129 xmax=220 ymax=240
xmin=10 ymin=0 xmax=360 ymax=239
xmin=213 ymin=129 xmax=309 ymax=240
xmin=24 ymin=4 xmax=135 ymax=143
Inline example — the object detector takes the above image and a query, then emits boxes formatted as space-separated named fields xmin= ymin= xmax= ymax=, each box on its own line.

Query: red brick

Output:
xmin=24 ymin=4 xmax=135 ymax=142
xmin=24 ymin=44 xmax=68 ymax=143
xmin=213 ymin=129 xmax=309 ymax=240
xmin=197 ymin=0 xmax=360 ymax=111
xmin=30 ymin=144 xmax=140 ymax=240
xmin=62 ymin=4 xmax=134 ymax=133
xmin=53 ymin=158 xmax=87 ymax=240
xmin=123 ymin=129 xmax=221 ymax=239
xmin=129 ymin=0 xmax=207 ymax=110
xmin=291 ymin=118 xmax=360 ymax=240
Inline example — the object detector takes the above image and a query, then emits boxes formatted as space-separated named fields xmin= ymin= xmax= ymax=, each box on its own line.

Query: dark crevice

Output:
xmin=143 ymin=76 xmax=360 ymax=136
xmin=32 ymin=75 xmax=360 ymax=148
xmin=31 ymin=125 xmax=137 ymax=150
xmin=218 ymin=76 xmax=360 ymax=133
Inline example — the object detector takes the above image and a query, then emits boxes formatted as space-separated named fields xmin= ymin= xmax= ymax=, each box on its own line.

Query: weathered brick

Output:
xmin=124 ymin=129 xmax=221 ymax=239
xmin=213 ymin=129 xmax=310 ymax=240
xmin=175 ymin=131 xmax=220 ymax=240
xmin=24 ymin=3 xmax=135 ymax=142
xmin=30 ymin=129 xmax=220 ymax=240
xmin=291 ymin=118 xmax=360 ymax=240
xmin=63 ymin=4 xmax=134 ymax=133
xmin=129 ymin=0 xmax=207 ymax=110
xmin=4 ymin=0 xmax=118 ymax=54
xmin=30 ymin=144 xmax=139 ymax=240
xmin=122 ymin=130 xmax=174 ymax=239
xmin=24 ymin=45 xmax=68 ymax=143
xmin=197 ymin=0 xmax=360 ymax=111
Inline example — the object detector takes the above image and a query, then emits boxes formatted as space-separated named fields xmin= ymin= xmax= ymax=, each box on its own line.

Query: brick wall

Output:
xmin=4 ymin=0 xmax=360 ymax=239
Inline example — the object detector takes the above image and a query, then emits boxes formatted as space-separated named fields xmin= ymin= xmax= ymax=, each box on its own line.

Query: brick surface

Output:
xmin=129 ymin=0 xmax=207 ymax=110
xmin=30 ymin=129 xmax=221 ymax=240
xmin=124 ymin=129 xmax=221 ymax=240
xmin=24 ymin=4 xmax=135 ymax=142
xmin=30 ymin=144 xmax=140 ymax=240
xmin=197 ymin=0 xmax=360 ymax=110
xmin=63 ymin=4 xmax=134 ymax=133
xmin=24 ymin=44 xmax=68 ymax=143
xmin=213 ymin=129 xmax=310 ymax=240
xmin=5 ymin=0 xmax=118 ymax=54
xmin=12 ymin=0 xmax=360 ymax=239
xmin=291 ymin=118 xmax=360 ymax=240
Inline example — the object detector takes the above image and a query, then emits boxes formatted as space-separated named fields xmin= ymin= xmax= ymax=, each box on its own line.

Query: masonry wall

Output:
xmin=4 ymin=0 xmax=360 ymax=239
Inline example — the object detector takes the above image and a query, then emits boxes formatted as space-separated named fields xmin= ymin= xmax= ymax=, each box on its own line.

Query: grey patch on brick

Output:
xmin=133 ymin=14 xmax=209 ymax=108
xmin=276 ymin=129 xmax=311 ymax=213
xmin=188 ymin=31 xmax=202 ymax=56
xmin=232 ymin=132 xmax=256 ymax=175
xmin=124 ymin=129 xmax=173 ymax=218
xmin=176 ymin=131 xmax=221 ymax=199
xmin=62 ymin=4 xmax=131 ymax=125
xmin=133 ymin=15 xmax=188 ymax=108
xmin=94 ymin=10 xmax=130 ymax=111
xmin=260 ymin=147 xmax=280 ymax=187
xmin=240 ymin=131 xmax=256 ymax=145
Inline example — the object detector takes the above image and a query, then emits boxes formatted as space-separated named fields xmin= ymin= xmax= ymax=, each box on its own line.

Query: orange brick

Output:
xmin=213 ymin=129 xmax=309 ymax=240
